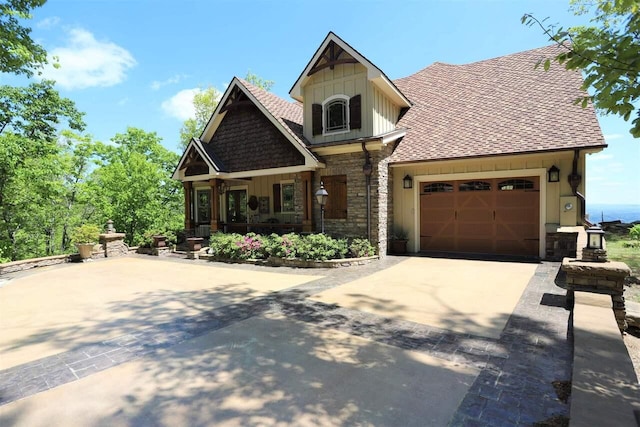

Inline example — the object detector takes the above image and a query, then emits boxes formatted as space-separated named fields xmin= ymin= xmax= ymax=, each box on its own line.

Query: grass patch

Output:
xmin=606 ymin=232 xmax=640 ymax=303
xmin=606 ymin=234 xmax=640 ymax=276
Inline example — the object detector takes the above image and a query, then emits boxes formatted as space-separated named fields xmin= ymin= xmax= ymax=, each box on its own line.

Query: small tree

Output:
xmin=523 ymin=0 xmax=640 ymax=137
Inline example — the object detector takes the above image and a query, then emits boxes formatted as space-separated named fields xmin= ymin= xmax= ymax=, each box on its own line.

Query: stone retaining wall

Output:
xmin=0 ymin=254 xmax=71 ymax=275
xmin=196 ymin=253 xmax=378 ymax=268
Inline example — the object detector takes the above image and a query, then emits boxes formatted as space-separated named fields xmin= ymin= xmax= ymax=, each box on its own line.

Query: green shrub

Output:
xmin=297 ymin=233 xmax=348 ymax=261
xmin=138 ymin=228 xmax=178 ymax=247
xmin=208 ymin=232 xmax=268 ymax=260
xmin=349 ymin=238 xmax=376 ymax=257
xmin=629 ymin=224 xmax=640 ymax=241
xmin=70 ymin=224 xmax=101 ymax=244
xmin=264 ymin=233 xmax=301 ymax=259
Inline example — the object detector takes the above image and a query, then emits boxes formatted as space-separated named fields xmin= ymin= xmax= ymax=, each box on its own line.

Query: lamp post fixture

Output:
xmin=583 ymin=225 xmax=607 ymax=262
xmin=315 ymin=182 xmax=329 ymax=234
xmin=586 ymin=226 xmax=605 ymax=250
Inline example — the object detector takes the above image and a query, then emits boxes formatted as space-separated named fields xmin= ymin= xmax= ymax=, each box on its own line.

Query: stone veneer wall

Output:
xmin=313 ymin=144 xmax=394 ymax=256
xmin=545 ymin=232 xmax=578 ymax=261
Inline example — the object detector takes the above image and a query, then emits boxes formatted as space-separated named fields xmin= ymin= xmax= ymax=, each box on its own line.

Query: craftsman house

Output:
xmin=173 ymin=32 xmax=605 ymax=258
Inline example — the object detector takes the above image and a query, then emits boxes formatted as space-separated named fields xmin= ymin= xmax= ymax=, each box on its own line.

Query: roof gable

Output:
xmin=289 ymin=32 xmax=411 ymax=108
xmin=199 ymin=77 xmax=320 ymax=169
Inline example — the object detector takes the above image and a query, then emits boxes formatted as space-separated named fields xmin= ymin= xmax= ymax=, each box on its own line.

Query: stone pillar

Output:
xmin=183 ymin=181 xmax=193 ymax=230
xmin=209 ymin=178 xmax=220 ymax=232
xmin=98 ymin=220 xmax=127 ymax=258
xmin=562 ymin=259 xmax=632 ymax=332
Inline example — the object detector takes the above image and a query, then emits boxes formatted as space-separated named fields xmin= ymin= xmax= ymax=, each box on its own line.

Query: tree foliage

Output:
xmin=178 ymin=71 xmax=275 ymax=149
xmin=523 ymin=0 xmax=640 ymax=137
xmin=87 ymin=127 xmax=183 ymax=246
xmin=0 ymin=0 xmax=48 ymax=77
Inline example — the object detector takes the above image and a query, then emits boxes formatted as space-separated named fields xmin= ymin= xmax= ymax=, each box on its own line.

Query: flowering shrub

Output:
xmin=208 ymin=232 xmax=373 ymax=261
xmin=235 ymin=233 xmax=267 ymax=259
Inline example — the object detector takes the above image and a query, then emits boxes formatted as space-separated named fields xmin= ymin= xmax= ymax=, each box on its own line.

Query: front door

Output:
xmin=226 ymin=190 xmax=247 ymax=223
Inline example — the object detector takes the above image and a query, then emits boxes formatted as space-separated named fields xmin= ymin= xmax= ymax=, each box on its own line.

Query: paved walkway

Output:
xmin=0 ymin=255 xmax=572 ymax=426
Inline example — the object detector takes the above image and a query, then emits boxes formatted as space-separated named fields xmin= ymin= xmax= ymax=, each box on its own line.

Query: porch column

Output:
xmin=209 ymin=178 xmax=220 ymax=232
xmin=301 ymin=171 xmax=313 ymax=232
xmin=183 ymin=181 xmax=193 ymax=230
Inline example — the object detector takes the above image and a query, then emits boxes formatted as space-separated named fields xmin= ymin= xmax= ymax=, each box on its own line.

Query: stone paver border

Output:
xmin=0 ymin=257 xmax=572 ymax=426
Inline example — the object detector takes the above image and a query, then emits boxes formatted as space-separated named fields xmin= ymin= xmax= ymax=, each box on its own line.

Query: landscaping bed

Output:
xmin=199 ymin=232 xmax=377 ymax=268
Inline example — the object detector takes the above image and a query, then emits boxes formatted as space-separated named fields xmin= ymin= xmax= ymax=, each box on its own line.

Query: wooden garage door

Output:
xmin=420 ymin=177 xmax=539 ymax=256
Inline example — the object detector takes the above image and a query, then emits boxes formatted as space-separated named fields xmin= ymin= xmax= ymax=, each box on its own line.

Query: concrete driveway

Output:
xmin=0 ymin=255 xmax=572 ymax=426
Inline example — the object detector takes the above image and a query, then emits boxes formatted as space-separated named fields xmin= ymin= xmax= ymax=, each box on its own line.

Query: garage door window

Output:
xmin=498 ymin=179 xmax=535 ymax=191
xmin=423 ymin=183 xmax=453 ymax=193
xmin=459 ymin=181 xmax=491 ymax=191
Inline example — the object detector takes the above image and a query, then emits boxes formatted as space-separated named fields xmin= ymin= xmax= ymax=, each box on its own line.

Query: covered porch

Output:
xmin=182 ymin=171 xmax=316 ymax=238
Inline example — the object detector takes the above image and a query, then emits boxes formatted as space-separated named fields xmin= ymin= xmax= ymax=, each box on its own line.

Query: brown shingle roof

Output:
xmin=390 ymin=45 xmax=606 ymax=163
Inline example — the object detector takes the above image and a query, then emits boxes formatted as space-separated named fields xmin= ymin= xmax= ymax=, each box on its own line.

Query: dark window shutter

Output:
xmin=323 ymin=175 xmax=347 ymax=219
xmin=349 ymin=94 xmax=361 ymax=130
xmin=273 ymin=183 xmax=281 ymax=213
xmin=312 ymin=103 xmax=323 ymax=135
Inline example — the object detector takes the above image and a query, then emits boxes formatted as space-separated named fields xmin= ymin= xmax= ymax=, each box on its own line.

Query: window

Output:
xmin=498 ymin=179 xmax=534 ymax=191
xmin=281 ymin=181 xmax=295 ymax=213
xmin=196 ymin=189 xmax=211 ymax=223
xmin=322 ymin=175 xmax=347 ymax=219
xmin=459 ymin=181 xmax=491 ymax=191
xmin=422 ymin=183 xmax=453 ymax=193
xmin=325 ymin=98 xmax=348 ymax=132
xmin=312 ymin=94 xmax=361 ymax=136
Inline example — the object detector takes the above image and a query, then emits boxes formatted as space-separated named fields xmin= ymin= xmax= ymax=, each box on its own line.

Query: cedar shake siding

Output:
xmin=205 ymin=104 xmax=305 ymax=172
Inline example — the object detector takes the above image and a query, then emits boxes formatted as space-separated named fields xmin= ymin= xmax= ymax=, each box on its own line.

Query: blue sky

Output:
xmin=5 ymin=0 xmax=639 ymax=206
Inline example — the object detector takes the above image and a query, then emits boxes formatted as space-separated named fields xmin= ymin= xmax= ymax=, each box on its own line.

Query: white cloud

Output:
xmin=161 ymin=88 xmax=201 ymax=121
xmin=150 ymin=74 xmax=188 ymax=90
xmin=588 ymin=153 xmax=614 ymax=162
xmin=41 ymin=28 xmax=136 ymax=90
xmin=36 ymin=16 xmax=60 ymax=29
xmin=603 ymin=133 xmax=624 ymax=141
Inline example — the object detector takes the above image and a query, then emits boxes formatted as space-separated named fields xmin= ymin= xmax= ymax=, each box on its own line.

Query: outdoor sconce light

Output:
xmin=403 ymin=174 xmax=413 ymax=189
xmin=586 ymin=226 xmax=605 ymax=250
xmin=315 ymin=182 xmax=329 ymax=234
xmin=217 ymin=181 xmax=228 ymax=194
xmin=547 ymin=165 xmax=560 ymax=183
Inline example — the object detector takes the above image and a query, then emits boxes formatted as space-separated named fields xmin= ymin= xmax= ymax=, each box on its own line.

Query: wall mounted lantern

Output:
xmin=403 ymin=174 xmax=413 ymax=189
xmin=547 ymin=165 xmax=560 ymax=183
xmin=586 ymin=226 xmax=605 ymax=250
xmin=315 ymin=182 xmax=329 ymax=234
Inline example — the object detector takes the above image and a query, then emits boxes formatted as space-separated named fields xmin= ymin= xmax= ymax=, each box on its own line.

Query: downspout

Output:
xmin=568 ymin=149 xmax=591 ymax=226
xmin=362 ymin=142 xmax=373 ymax=241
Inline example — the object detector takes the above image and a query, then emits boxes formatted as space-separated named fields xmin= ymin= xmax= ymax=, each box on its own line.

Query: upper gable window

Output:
xmin=313 ymin=94 xmax=361 ymax=136
xmin=323 ymin=95 xmax=349 ymax=134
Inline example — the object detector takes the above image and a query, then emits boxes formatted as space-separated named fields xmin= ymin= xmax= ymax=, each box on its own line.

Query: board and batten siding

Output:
xmin=303 ymin=63 xmax=369 ymax=143
xmin=371 ymin=85 xmax=399 ymax=135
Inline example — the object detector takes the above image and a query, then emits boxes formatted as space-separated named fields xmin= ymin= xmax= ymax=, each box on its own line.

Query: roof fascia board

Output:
xmin=389 ymin=145 xmax=607 ymax=167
